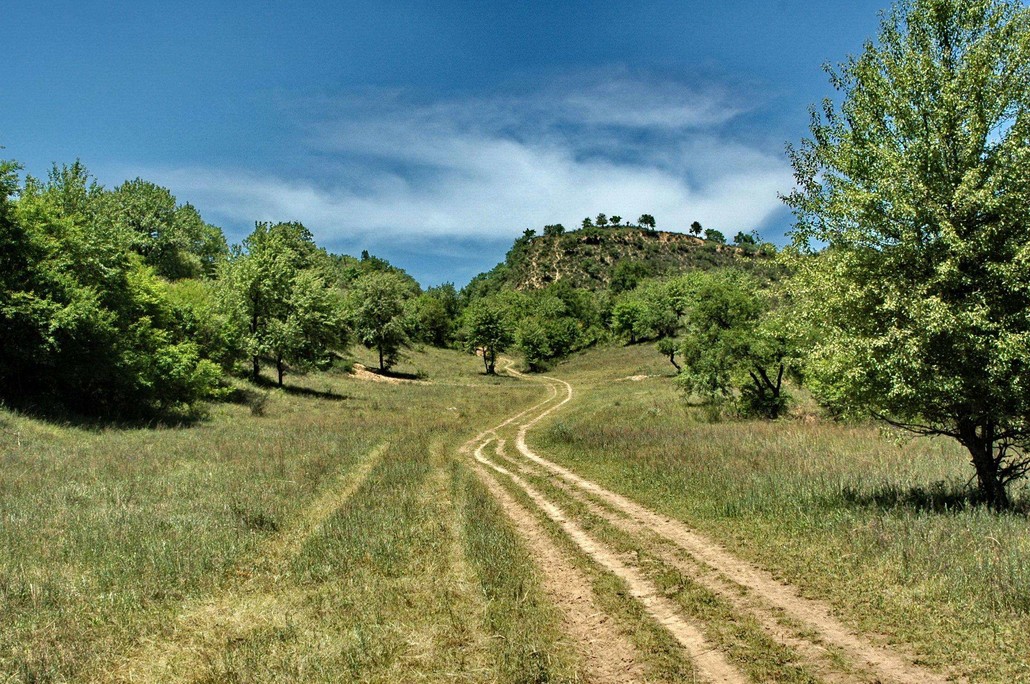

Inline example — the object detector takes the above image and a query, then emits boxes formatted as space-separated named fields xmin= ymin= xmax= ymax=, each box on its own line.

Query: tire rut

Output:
xmin=99 ymin=442 xmax=390 ymax=683
xmin=475 ymin=438 xmax=748 ymax=684
xmin=504 ymin=369 xmax=953 ymax=684
xmin=474 ymin=440 xmax=648 ymax=684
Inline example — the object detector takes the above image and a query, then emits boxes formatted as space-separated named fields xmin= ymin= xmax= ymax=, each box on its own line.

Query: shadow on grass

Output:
xmin=836 ymin=481 xmax=1030 ymax=515
xmin=0 ymin=396 xmax=203 ymax=431
xmin=233 ymin=378 xmax=349 ymax=403
xmin=361 ymin=367 xmax=423 ymax=381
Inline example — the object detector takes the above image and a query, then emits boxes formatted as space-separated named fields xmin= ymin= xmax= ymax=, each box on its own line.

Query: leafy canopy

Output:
xmin=785 ymin=0 xmax=1030 ymax=507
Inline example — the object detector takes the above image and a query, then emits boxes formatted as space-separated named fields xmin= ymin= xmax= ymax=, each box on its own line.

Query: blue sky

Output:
xmin=4 ymin=1 xmax=889 ymax=286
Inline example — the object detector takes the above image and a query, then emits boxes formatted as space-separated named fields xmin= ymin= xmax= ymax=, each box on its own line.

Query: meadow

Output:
xmin=2 ymin=342 xmax=1028 ymax=683
xmin=0 ymin=347 xmax=575 ymax=683
xmin=533 ymin=343 xmax=1030 ymax=682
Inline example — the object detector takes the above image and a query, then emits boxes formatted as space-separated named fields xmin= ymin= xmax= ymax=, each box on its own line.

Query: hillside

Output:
xmin=464 ymin=226 xmax=780 ymax=297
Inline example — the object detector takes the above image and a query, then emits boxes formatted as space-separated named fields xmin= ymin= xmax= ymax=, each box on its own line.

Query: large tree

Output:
xmin=785 ymin=0 xmax=1030 ymax=508
xmin=221 ymin=224 xmax=329 ymax=385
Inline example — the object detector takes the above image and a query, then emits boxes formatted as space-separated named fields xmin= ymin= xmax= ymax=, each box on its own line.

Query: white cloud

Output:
xmin=141 ymin=73 xmax=793 ymax=248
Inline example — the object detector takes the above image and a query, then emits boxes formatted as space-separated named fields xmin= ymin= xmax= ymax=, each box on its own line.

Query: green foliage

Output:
xmin=515 ymin=317 xmax=552 ymax=371
xmin=785 ymin=0 xmax=1030 ymax=507
xmin=733 ymin=230 xmax=758 ymax=247
xmin=638 ymin=214 xmax=657 ymax=231
xmin=348 ymin=271 xmax=413 ymax=371
xmin=221 ymin=221 xmax=343 ymax=384
xmin=690 ymin=221 xmax=702 ymax=236
xmin=676 ymin=270 xmax=792 ymax=419
xmin=107 ymin=178 xmax=227 ymax=279
xmin=0 ymin=161 xmax=224 ymax=417
xmin=462 ymin=296 xmax=514 ymax=374
xmin=162 ymin=278 xmax=241 ymax=370
xmin=406 ymin=283 xmax=459 ymax=347
xmin=543 ymin=223 xmax=565 ymax=237
xmin=611 ymin=296 xmax=648 ymax=344
xmin=610 ymin=259 xmax=653 ymax=294
xmin=704 ymin=228 xmax=726 ymax=244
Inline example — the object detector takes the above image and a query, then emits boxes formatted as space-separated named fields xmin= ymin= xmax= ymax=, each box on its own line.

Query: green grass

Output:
xmin=534 ymin=342 xmax=1030 ymax=683
xmin=454 ymin=461 xmax=582 ymax=683
xmin=5 ymin=339 xmax=1030 ymax=682
xmin=0 ymin=346 xmax=545 ymax=683
xmin=489 ymin=442 xmax=828 ymax=684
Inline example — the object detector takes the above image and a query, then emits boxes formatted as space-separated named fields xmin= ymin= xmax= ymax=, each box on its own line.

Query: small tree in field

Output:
xmin=677 ymin=270 xmax=792 ymax=418
xmin=595 ymin=213 xmax=608 ymax=227
xmin=785 ymin=0 xmax=1030 ymax=508
xmin=464 ymin=297 xmax=514 ymax=374
xmin=348 ymin=271 xmax=411 ymax=372
xmin=638 ymin=214 xmax=657 ymax=231
xmin=610 ymin=215 xmax=622 ymax=227
xmin=689 ymin=221 xmax=703 ymax=236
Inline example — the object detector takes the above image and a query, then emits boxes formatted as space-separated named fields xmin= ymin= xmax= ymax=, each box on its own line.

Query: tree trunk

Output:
xmin=668 ymin=350 xmax=680 ymax=372
xmin=959 ymin=420 xmax=1010 ymax=510
xmin=378 ymin=346 xmax=385 ymax=372
xmin=485 ymin=348 xmax=496 ymax=375
xmin=251 ymin=309 xmax=260 ymax=382
xmin=276 ymin=356 xmax=285 ymax=387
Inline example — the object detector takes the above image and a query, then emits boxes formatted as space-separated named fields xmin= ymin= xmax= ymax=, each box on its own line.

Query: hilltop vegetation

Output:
xmin=463 ymin=219 xmax=779 ymax=296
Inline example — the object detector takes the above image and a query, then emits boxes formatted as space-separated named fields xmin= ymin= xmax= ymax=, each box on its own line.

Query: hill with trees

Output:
xmin=463 ymin=219 xmax=779 ymax=299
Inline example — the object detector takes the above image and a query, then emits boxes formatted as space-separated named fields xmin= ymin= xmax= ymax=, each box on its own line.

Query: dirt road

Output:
xmin=467 ymin=366 xmax=954 ymax=684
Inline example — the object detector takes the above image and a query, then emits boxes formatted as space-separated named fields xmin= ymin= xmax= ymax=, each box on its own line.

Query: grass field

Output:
xmin=2 ymin=342 xmax=1029 ymax=682
xmin=533 ymin=343 xmax=1030 ymax=683
xmin=0 ymin=347 xmax=576 ymax=683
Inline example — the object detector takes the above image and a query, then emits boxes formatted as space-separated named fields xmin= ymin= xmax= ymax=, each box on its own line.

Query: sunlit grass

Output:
xmin=0 ymin=346 xmax=544 ymax=683
xmin=534 ymin=342 xmax=1030 ymax=682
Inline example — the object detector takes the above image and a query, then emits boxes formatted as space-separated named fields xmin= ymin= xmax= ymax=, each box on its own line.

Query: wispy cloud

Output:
xmin=140 ymin=70 xmax=793 ymax=278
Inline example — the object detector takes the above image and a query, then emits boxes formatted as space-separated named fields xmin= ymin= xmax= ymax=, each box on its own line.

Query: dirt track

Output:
xmin=467 ymin=365 xmax=954 ymax=684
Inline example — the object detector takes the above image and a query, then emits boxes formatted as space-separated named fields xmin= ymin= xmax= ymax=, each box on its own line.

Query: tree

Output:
xmin=515 ymin=317 xmax=552 ymax=371
xmin=262 ymin=270 xmax=344 ymax=386
xmin=677 ymin=270 xmax=791 ymax=418
xmin=0 ymin=160 xmax=223 ymax=417
xmin=704 ymin=228 xmax=726 ymax=244
xmin=733 ymin=231 xmax=758 ymax=246
xmin=611 ymin=296 xmax=647 ymax=344
xmin=543 ymin=223 xmax=565 ymax=237
xmin=221 ymin=221 xmax=321 ymax=381
xmin=581 ymin=217 xmax=594 ymax=229
xmin=690 ymin=221 xmax=703 ymax=236
xmin=348 ymin=271 xmax=412 ymax=372
xmin=108 ymin=179 xmax=226 ymax=280
xmin=638 ymin=214 xmax=657 ymax=231
xmin=784 ymin=0 xmax=1030 ymax=508
xmin=406 ymin=284 xmax=459 ymax=347
xmin=464 ymin=297 xmax=514 ymax=374
xmin=595 ymin=213 xmax=608 ymax=227
xmin=610 ymin=215 xmax=622 ymax=227
xmin=610 ymin=260 xmax=653 ymax=294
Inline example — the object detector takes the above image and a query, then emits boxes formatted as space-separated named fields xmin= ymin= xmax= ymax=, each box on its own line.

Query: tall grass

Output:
xmin=535 ymin=343 xmax=1030 ymax=682
xmin=0 ymin=346 xmax=545 ymax=683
